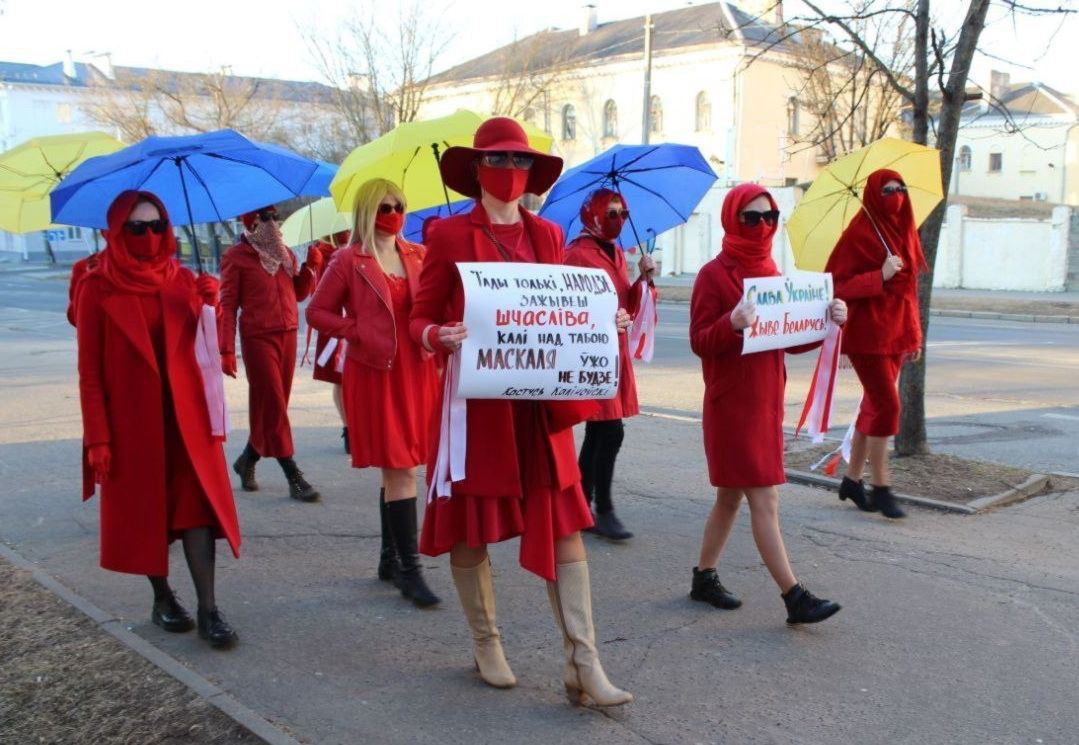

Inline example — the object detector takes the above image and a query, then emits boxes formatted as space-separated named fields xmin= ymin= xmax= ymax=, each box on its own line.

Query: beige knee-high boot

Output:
xmin=546 ymin=560 xmax=633 ymax=707
xmin=451 ymin=558 xmax=516 ymax=689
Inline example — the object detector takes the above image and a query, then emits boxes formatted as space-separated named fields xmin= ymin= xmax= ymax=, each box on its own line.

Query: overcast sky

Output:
xmin=1 ymin=0 xmax=1075 ymax=93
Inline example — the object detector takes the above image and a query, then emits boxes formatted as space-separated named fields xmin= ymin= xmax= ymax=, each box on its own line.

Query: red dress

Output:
xmin=414 ymin=209 xmax=594 ymax=581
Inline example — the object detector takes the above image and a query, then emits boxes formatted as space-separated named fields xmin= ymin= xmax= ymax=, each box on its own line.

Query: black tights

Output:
xmin=147 ymin=526 xmax=217 ymax=611
xmin=577 ymin=419 xmax=625 ymax=514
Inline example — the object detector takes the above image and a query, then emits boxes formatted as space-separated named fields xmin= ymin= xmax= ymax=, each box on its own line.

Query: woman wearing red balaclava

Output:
xmin=307 ymin=178 xmax=441 ymax=607
xmin=564 ymin=189 xmax=656 ymax=541
xmin=410 ymin=117 xmax=633 ymax=707
xmin=220 ymin=205 xmax=322 ymax=502
xmin=307 ymin=229 xmax=352 ymax=453
xmin=76 ymin=190 xmax=241 ymax=649
xmin=826 ymin=169 xmax=927 ymax=520
xmin=689 ymin=184 xmax=847 ymax=625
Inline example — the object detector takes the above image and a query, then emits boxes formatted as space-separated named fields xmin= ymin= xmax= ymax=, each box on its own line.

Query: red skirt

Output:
xmin=849 ymin=353 xmax=904 ymax=437
xmin=162 ymin=392 xmax=217 ymax=544
xmin=312 ymin=330 xmax=343 ymax=385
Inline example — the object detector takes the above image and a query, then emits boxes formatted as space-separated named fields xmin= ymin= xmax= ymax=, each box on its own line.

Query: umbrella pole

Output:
xmin=430 ymin=143 xmax=453 ymax=210
xmin=176 ymin=158 xmax=204 ymax=275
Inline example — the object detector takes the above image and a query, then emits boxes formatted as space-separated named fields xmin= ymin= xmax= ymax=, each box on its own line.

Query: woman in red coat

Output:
xmin=564 ymin=189 xmax=655 ymax=540
xmin=307 ymin=179 xmax=440 ymax=607
xmin=220 ymin=205 xmax=322 ymax=502
xmin=77 ymin=190 xmax=241 ymax=648
xmin=826 ymin=169 xmax=926 ymax=520
xmin=308 ymin=230 xmax=351 ymax=453
xmin=689 ymin=183 xmax=846 ymax=624
xmin=410 ymin=117 xmax=633 ymax=706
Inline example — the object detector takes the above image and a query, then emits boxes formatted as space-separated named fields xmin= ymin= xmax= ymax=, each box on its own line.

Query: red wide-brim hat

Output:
xmin=439 ymin=117 xmax=563 ymax=199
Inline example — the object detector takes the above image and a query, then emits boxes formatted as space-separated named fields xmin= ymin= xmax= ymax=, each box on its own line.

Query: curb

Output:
xmin=966 ymin=473 xmax=1051 ymax=511
xmin=784 ymin=468 xmax=978 ymax=514
xmin=0 ymin=541 xmax=301 ymax=745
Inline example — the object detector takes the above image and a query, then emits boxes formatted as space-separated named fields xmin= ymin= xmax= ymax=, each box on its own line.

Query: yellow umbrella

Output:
xmin=331 ymin=110 xmax=554 ymax=213
xmin=0 ymin=131 xmax=123 ymax=233
xmin=787 ymin=138 xmax=943 ymax=271
xmin=281 ymin=197 xmax=350 ymax=248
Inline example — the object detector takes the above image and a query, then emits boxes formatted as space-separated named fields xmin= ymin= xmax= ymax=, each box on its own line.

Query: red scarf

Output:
xmin=579 ymin=188 xmax=627 ymax=244
xmin=98 ymin=191 xmax=179 ymax=295
xmin=720 ymin=183 xmax=780 ymax=278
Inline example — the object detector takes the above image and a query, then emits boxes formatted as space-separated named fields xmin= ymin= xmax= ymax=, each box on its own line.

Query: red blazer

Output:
xmin=305 ymin=239 xmax=430 ymax=371
xmin=409 ymin=203 xmax=591 ymax=498
xmin=218 ymin=237 xmax=316 ymax=355
xmin=564 ymin=235 xmax=646 ymax=421
xmin=76 ymin=269 xmax=241 ymax=575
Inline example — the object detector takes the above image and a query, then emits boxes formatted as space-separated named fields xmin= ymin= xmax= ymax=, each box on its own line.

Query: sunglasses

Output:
xmin=123 ymin=219 xmax=169 ymax=236
xmin=481 ymin=152 xmax=535 ymax=170
xmin=882 ymin=185 xmax=908 ymax=195
xmin=256 ymin=208 xmax=278 ymax=222
xmin=378 ymin=203 xmax=405 ymax=215
xmin=739 ymin=209 xmax=780 ymax=227
xmin=605 ymin=209 xmax=630 ymax=220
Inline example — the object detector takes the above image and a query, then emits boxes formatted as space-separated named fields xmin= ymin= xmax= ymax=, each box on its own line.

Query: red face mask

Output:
xmin=126 ymin=232 xmax=163 ymax=259
xmin=597 ymin=214 xmax=626 ymax=241
xmin=738 ymin=221 xmax=771 ymax=243
xmin=375 ymin=211 xmax=404 ymax=235
xmin=477 ymin=165 xmax=530 ymax=202
xmin=881 ymin=191 xmax=905 ymax=214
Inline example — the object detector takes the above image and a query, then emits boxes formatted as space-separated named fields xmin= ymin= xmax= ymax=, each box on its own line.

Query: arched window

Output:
xmin=786 ymin=96 xmax=800 ymax=137
xmin=958 ymin=145 xmax=972 ymax=171
xmin=603 ymin=99 xmax=618 ymax=138
xmin=562 ymin=104 xmax=577 ymax=141
xmin=649 ymin=95 xmax=663 ymax=135
xmin=695 ymin=91 xmax=711 ymax=132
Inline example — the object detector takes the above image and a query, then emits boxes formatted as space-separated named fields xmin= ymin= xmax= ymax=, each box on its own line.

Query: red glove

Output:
xmin=305 ymin=244 xmax=324 ymax=273
xmin=196 ymin=274 xmax=219 ymax=307
xmin=221 ymin=352 xmax=238 ymax=378
xmin=87 ymin=444 xmax=111 ymax=484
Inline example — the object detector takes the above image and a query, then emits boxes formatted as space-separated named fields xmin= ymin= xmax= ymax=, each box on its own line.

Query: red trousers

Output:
xmin=241 ymin=330 xmax=297 ymax=457
xmin=849 ymin=353 xmax=903 ymax=437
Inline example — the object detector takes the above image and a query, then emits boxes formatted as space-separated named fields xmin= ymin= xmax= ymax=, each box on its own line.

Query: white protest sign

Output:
xmin=457 ymin=262 xmax=619 ymax=400
xmin=741 ymin=272 xmax=833 ymax=355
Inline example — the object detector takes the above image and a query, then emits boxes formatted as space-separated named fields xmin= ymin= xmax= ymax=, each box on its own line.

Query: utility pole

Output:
xmin=641 ymin=14 xmax=654 ymax=144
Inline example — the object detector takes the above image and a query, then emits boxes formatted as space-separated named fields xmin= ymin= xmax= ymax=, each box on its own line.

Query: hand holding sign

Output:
xmin=829 ymin=298 xmax=848 ymax=325
xmin=438 ymin=322 xmax=468 ymax=352
xmin=616 ymin=308 xmax=632 ymax=333
xmin=730 ymin=297 xmax=758 ymax=331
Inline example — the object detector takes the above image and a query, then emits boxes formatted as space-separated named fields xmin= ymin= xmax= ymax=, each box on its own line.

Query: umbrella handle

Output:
xmin=431 ymin=143 xmax=453 ymax=210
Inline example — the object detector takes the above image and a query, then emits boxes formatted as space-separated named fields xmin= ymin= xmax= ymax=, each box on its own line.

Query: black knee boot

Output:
xmin=277 ymin=457 xmax=320 ymax=502
xmin=232 ymin=442 xmax=260 ymax=492
xmin=592 ymin=420 xmax=632 ymax=541
xmin=385 ymin=498 xmax=439 ymax=607
xmin=377 ymin=488 xmax=400 ymax=582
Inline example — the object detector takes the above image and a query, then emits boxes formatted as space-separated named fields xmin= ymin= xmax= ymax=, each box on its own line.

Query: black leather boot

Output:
xmin=278 ymin=457 xmax=320 ymax=502
xmin=783 ymin=584 xmax=841 ymax=624
xmin=377 ymin=489 xmax=399 ymax=582
xmin=386 ymin=498 xmax=440 ymax=608
xmin=689 ymin=567 xmax=742 ymax=609
xmin=592 ymin=510 xmax=633 ymax=541
xmin=151 ymin=591 xmax=195 ymax=633
xmin=197 ymin=607 xmax=238 ymax=648
xmin=871 ymin=485 xmax=906 ymax=519
xmin=342 ymin=426 xmax=350 ymax=455
xmin=839 ymin=476 xmax=876 ymax=512
xmin=232 ymin=443 xmax=259 ymax=492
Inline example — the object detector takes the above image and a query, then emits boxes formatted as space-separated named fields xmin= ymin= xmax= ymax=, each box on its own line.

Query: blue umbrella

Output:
xmin=403 ymin=199 xmax=471 ymax=243
xmin=300 ymin=160 xmax=338 ymax=197
xmin=51 ymin=129 xmax=324 ymax=271
xmin=539 ymin=143 xmax=717 ymax=251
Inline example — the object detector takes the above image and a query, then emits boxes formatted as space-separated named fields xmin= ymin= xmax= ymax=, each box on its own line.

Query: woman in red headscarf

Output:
xmin=307 ymin=230 xmax=351 ymax=453
xmin=307 ymin=179 xmax=441 ymax=607
xmin=76 ymin=190 xmax=241 ymax=648
xmin=563 ymin=189 xmax=656 ymax=541
xmin=410 ymin=117 xmax=633 ymax=707
xmin=689 ymin=184 xmax=846 ymax=625
xmin=219 ymin=205 xmax=322 ymax=502
xmin=826 ymin=169 xmax=927 ymax=520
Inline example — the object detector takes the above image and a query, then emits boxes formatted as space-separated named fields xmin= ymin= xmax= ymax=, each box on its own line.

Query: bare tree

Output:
xmin=489 ymin=32 xmax=578 ymax=121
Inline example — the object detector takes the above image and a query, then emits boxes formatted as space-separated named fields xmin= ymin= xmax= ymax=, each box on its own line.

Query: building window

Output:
xmin=603 ymin=99 xmax=617 ymax=138
xmin=561 ymin=104 xmax=576 ymax=141
xmin=787 ymin=96 xmax=800 ymax=137
xmin=989 ymin=152 xmax=1003 ymax=173
xmin=649 ymin=95 xmax=663 ymax=134
xmin=695 ymin=92 xmax=711 ymax=132
xmin=958 ymin=145 xmax=972 ymax=171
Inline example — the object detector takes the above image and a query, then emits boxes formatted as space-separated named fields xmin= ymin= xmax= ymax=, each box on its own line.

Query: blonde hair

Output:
xmin=351 ymin=178 xmax=407 ymax=261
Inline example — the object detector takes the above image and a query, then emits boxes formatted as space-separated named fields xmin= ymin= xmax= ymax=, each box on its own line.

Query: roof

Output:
xmin=429 ymin=2 xmax=795 ymax=85
xmin=962 ymin=81 xmax=1079 ymax=121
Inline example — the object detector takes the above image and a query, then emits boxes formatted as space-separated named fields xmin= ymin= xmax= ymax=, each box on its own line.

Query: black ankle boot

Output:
xmin=386 ymin=498 xmax=440 ymax=608
xmin=278 ymin=458 xmax=320 ymax=502
xmin=839 ymin=476 xmax=876 ymax=512
xmin=783 ymin=584 xmax=841 ymax=624
xmin=151 ymin=591 xmax=195 ymax=633
xmin=593 ymin=510 xmax=633 ymax=541
xmin=871 ymin=485 xmax=906 ymax=519
xmin=377 ymin=489 xmax=399 ymax=582
xmin=690 ymin=567 xmax=742 ymax=609
xmin=342 ymin=426 xmax=350 ymax=455
xmin=232 ymin=443 xmax=260 ymax=492
xmin=197 ymin=607 xmax=238 ymax=648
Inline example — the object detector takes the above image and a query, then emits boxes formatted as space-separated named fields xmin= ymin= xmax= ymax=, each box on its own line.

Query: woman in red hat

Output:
xmin=564 ymin=188 xmax=655 ymax=541
xmin=826 ymin=169 xmax=927 ymax=520
xmin=410 ymin=117 xmax=633 ymax=707
xmin=689 ymin=183 xmax=846 ymax=625
xmin=77 ymin=190 xmax=241 ymax=648
xmin=220 ymin=205 xmax=322 ymax=503
xmin=306 ymin=178 xmax=440 ymax=607
xmin=307 ymin=230 xmax=352 ymax=453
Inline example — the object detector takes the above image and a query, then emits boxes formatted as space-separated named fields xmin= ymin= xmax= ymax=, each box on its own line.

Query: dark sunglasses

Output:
xmin=257 ymin=208 xmax=278 ymax=222
xmin=123 ymin=219 xmax=169 ymax=236
xmin=882 ymin=185 xmax=908 ymax=195
xmin=605 ymin=209 xmax=630 ymax=220
xmin=481 ymin=152 xmax=535 ymax=170
xmin=378 ymin=203 xmax=405 ymax=215
xmin=739 ymin=209 xmax=780 ymax=227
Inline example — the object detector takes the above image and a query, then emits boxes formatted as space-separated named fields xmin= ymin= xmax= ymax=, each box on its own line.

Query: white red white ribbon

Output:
xmin=812 ymin=404 xmax=859 ymax=476
xmin=194 ymin=304 xmax=229 ymax=438
xmin=427 ymin=352 xmax=467 ymax=502
xmin=628 ymin=283 xmax=658 ymax=363
xmin=796 ymin=322 xmax=842 ymax=443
